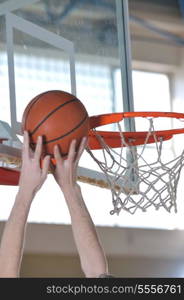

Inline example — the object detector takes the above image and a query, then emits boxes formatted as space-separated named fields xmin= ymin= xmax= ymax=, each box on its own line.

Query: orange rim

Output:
xmin=88 ymin=112 xmax=184 ymax=149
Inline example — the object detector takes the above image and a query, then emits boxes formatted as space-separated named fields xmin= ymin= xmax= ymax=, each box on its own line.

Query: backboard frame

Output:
xmin=5 ymin=12 xmax=76 ymax=135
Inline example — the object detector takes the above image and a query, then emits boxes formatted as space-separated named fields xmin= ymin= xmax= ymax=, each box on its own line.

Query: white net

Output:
xmin=87 ymin=118 xmax=184 ymax=215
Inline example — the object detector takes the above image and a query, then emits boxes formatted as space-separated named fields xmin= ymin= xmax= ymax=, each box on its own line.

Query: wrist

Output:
xmin=17 ymin=188 xmax=35 ymax=203
xmin=61 ymin=183 xmax=81 ymax=197
xmin=62 ymin=185 xmax=82 ymax=203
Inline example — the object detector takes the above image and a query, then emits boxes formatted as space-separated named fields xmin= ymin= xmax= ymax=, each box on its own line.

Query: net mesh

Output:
xmin=87 ymin=118 xmax=184 ymax=215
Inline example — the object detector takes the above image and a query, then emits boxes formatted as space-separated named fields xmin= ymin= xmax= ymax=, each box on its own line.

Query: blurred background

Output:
xmin=1 ymin=0 xmax=184 ymax=277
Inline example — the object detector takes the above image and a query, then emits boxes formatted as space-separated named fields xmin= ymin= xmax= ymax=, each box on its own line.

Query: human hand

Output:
xmin=51 ymin=137 xmax=87 ymax=192
xmin=18 ymin=131 xmax=50 ymax=196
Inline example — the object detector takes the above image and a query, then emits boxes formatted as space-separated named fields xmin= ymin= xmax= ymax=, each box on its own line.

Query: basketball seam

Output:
xmin=23 ymin=91 xmax=54 ymax=129
xmin=24 ymin=90 xmax=66 ymax=125
xmin=31 ymin=113 xmax=88 ymax=145
xmin=30 ymin=98 xmax=78 ymax=135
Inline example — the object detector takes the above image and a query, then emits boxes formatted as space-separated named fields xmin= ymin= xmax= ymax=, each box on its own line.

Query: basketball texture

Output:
xmin=21 ymin=90 xmax=89 ymax=158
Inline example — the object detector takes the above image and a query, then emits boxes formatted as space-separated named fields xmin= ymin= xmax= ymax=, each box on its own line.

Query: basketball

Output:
xmin=21 ymin=90 xmax=89 ymax=158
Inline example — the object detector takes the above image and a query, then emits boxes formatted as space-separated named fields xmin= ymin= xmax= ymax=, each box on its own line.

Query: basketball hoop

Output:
xmin=86 ymin=112 xmax=184 ymax=215
xmin=1 ymin=112 xmax=184 ymax=215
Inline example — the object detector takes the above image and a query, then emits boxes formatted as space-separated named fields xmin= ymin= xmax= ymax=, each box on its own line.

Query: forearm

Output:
xmin=63 ymin=184 xmax=108 ymax=278
xmin=0 ymin=190 xmax=33 ymax=277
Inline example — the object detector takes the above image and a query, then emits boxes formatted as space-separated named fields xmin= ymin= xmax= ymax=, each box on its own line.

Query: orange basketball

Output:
xmin=21 ymin=90 xmax=89 ymax=158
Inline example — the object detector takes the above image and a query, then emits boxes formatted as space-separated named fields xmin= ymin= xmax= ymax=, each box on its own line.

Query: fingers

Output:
xmin=41 ymin=155 xmax=51 ymax=179
xmin=53 ymin=138 xmax=87 ymax=166
xmin=34 ymin=136 xmax=42 ymax=160
xmin=22 ymin=131 xmax=30 ymax=158
xmin=75 ymin=137 xmax=88 ymax=164
xmin=68 ymin=139 xmax=77 ymax=162
xmin=54 ymin=145 xmax=63 ymax=165
xmin=49 ymin=159 xmax=56 ymax=174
